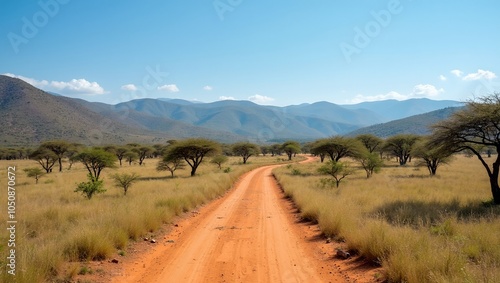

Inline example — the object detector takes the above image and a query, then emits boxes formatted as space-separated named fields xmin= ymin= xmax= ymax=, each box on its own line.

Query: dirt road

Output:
xmin=111 ymin=162 xmax=372 ymax=283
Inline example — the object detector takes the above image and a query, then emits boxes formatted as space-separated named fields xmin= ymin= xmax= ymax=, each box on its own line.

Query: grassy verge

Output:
xmin=273 ymin=156 xmax=500 ymax=283
xmin=0 ymin=155 xmax=297 ymax=283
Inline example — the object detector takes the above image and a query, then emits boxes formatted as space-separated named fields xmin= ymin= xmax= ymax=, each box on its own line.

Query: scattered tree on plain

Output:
xmin=157 ymin=155 xmax=185 ymax=178
xmin=430 ymin=93 xmax=500 ymax=204
xmin=356 ymin=134 xmax=383 ymax=153
xmin=210 ymin=155 xmax=228 ymax=169
xmin=163 ymin=138 xmax=221 ymax=176
xmin=40 ymin=140 xmax=70 ymax=172
xmin=281 ymin=141 xmax=301 ymax=160
xmin=232 ymin=142 xmax=260 ymax=164
xmin=23 ymin=167 xmax=45 ymax=184
xmin=383 ymin=134 xmax=420 ymax=165
xmin=317 ymin=160 xmax=353 ymax=187
xmin=413 ymin=138 xmax=453 ymax=176
xmin=75 ymin=148 xmax=117 ymax=181
xmin=311 ymin=137 xmax=364 ymax=162
xmin=75 ymin=173 xmax=105 ymax=199
xmin=124 ymin=150 xmax=138 ymax=165
xmin=111 ymin=173 xmax=140 ymax=196
xmin=355 ymin=151 xmax=383 ymax=178
xmin=30 ymin=147 xmax=58 ymax=173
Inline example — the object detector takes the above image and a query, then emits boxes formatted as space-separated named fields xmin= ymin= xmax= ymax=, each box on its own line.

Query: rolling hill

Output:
xmin=0 ymin=74 xmax=464 ymax=146
xmin=346 ymin=107 xmax=461 ymax=138
xmin=0 ymin=76 xmax=244 ymax=146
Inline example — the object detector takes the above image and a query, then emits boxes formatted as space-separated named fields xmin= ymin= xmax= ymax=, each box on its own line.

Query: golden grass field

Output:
xmin=0 ymin=155 xmax=293 ymax=283
xmin=273 ymin=155 xmax=500 ymax=283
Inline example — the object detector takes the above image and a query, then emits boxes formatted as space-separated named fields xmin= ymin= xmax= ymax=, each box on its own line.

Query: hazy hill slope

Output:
xmin=0 ymin=76 xmax=170 ymax=146
xmin=115 ymin=99 xmax=368 ymax=140
xmin=342 ymin=98 xmax=462 ymax=122
xmin=347 ymin=107 xmax=461 ymax=138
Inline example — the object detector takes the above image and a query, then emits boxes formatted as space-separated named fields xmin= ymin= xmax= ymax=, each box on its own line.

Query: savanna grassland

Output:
xmin=0 ymin=155 xmax=293 ymax=283
xmin=274 ymin=155 xmax=500 ymax=283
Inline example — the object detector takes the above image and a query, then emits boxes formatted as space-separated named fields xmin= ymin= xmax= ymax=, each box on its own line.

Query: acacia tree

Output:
xmin=281 ymin=141 xmax=301 ymax=160
xmin=111 ymin=173 xmax=140 ymax=196
xmin=413 ymin=139 xmax=453 ymax=176
xmin=383 ymin=134 xmax=420 ymax=165
xmin=430 ymin=94 xmax=500 ymax=204
xmin=132 ymin=146 xmax=154 ymax=166
xmin=157 ymin=155 xmax=185 ymax=178
xmin=75 ymin=148 xmax=117 ymax=181
xmin=355 ymin=151 xmax=383 ymax=178
xmin=210 ymin=155 xmax=228 ymax=169
xmin=317 ymin=160 xmax=353 ymax=187
xmin=232 ymin=142 xmax=260 ymax=164
xmin=41 ymin=140 xmax=70 ymax=172
xmin=23 ymin=167 xmax=45 ymax=184
xmin=356 ymin=134 xmax=383 ymax=153
xmin=30 ymin=148 xmax=58 ymax=173
xmin=114 ymin=147 xmax=129 ymax=166
xmin=311 ymin=137 xmax=364 ymax=162
xmin=163 ymin=138 xmax=221 ymax=176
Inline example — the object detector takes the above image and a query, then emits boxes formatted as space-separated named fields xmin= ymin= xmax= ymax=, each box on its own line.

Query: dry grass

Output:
xmin=274 ymin=156 xmax=500 ymax=283
xmin=0 ymin=155 xmax=291 ymax=283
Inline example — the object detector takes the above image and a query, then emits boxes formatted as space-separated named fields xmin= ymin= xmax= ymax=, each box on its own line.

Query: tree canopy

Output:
xmin=163 ymin=138 xmax=221 ymax=176
xmin=430 ymin=93 xmax=500 ymax=203
xmin=75 ymin=148 xmax=117 ymax=181
xmin=232 ymin=142 xmax=260 ymax=164
xmin=383 ymin=134 xmax=420 ymax=165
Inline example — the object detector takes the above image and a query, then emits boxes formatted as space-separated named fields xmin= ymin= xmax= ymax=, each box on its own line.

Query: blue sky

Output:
xmin=1 ymin=0 xmax=499 ymax=106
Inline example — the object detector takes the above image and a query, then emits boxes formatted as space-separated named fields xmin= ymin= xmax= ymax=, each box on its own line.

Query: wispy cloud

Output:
xmin=439 ymin=75 xmax=447 ymax=81
xmin=3 ymin=73 xmax=107 ymax=95
xmin=463 ymin=69 xmax=497 ymax=81
xmin=157 ymin=84 xmax=179 ymax=92
xmin=248 ymin=94 xmax=275 ymax=105
xmin=451 ymin=69 xmax=463 ymax=77
xmin=203 ymin=85 xmax=213 ymax=91
xmin=351 ymin=84 xmax=444 ymax=103
xmin=121 ymin=84 xmax=138 ymax=91
xmin=412 ymin=84 xmax=444 ymax=96
xmin=219 ymin=96 xmax=235 ymax=100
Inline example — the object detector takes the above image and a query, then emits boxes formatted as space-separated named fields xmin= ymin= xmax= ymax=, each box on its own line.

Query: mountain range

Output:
xmin=0 ymin=75 xmax=462 ymax=146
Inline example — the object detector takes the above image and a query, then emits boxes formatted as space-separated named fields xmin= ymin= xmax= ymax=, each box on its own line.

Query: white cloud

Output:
xmin=350 ymin=84 xmax=444 ymax=103
xmin=439 ymin=75 xmax=447 ymax=81
xmin=219 ymin=96 xmax=235 ymax=100
xmin=411 ymin=84 xmax=444 ymax=97
xmin=463 ymin=69 xmax=497 ymax=81
xmin=121 ymin=84 xmax=138 ymax=91
xmin=351 ymin=91 xmax=406 ymax=103
xmin=157 ymin=84 xmax=179 ymax=92
xmin=203 ymin=85 xmax=213 ymax=91
xmin=3 ymin=73 xmax=106 ymax=95
xmin=248 ymin=94 xmax=275 ymax=105
xmin=451 ymin=69 xmax=463 ymax=77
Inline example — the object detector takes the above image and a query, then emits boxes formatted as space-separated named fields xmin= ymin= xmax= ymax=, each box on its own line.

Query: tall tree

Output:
xmin=163 ymin=138 xmax=221 ymax=176
xmin=413 ymin=139 xmax=453 ymax=176
xmin=132 ymin=146 xmax=154 ymax=166
xmin=430 ymin=94 xmax=500 ymax=203
xmin=356 ymin=134 xmax=383 ymax=153
xmin=281 ymin=141 xmax=301 ymax=161
xmin=75 ymin=148 xmax=117 ymax=181
xmin=114 ymin=147 xmax=129 ymax=166
xmin=232 ymin=142 xmax=260 ymax=164
xmin=355 ymin=151 xmax=383 ymax=178
xmin=41 ymin=140 xmax=70 ymax=172
xmin=30 ymin=148 xmax=58 ymax=173
xmin=157 ymin=155 xmax=185 ymax=178
xmin=383 ymin=134 xmax=420 ymax=165
xmin=311 ymin=137 xmax=364 ymax=162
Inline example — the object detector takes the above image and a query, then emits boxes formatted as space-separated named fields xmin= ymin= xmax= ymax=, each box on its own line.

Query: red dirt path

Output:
xmin=94 ymin=159 xmax=382 ymax=282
